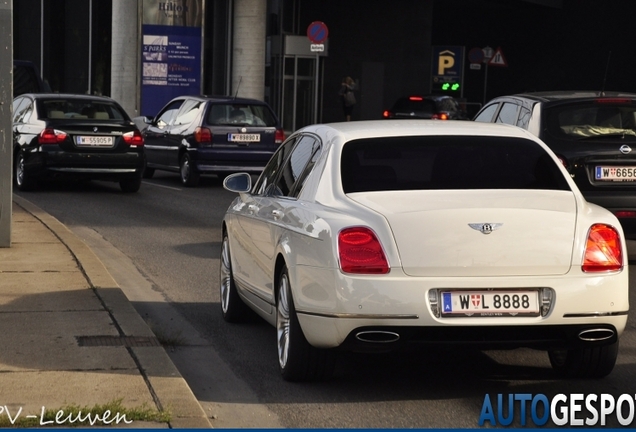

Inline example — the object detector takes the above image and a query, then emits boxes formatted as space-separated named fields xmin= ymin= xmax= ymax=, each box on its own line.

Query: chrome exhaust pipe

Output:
xmin=355 ymin=331 xmax=400 ymax=343
xmin=578 ymin=328 xmax=615 ymax=342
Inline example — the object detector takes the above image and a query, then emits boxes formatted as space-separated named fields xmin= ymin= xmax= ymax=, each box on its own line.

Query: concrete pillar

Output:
xmin=232 ymin=0 xmax=266 ymax=100
xmin=0 ymin=0 xmax=12 ymax=247
xmin=111 ymin=0 xmax=140 ymax=116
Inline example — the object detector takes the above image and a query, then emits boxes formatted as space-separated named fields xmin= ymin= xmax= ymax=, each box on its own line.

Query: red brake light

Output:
xmin=275 ymin=128 xmax=285 ymax=144
xmin=122 ymin=130 xmax=144 ymax=146
xmin=556 ymin=155 xmax=568 ymax=168
xmin=382 ymin=110 xmax=391 ymax=118
xmin=338 ymin=227 xmax=389 ymax=274
xmin=194 ymin=126 xmax=212 ymax=143
xmin=582 ymin=224 xmax=623 ymax=272
xmin=409 ymin=96 xmax=423 ymax=101
xmin=614 ymin=211 xmax=636 ymax=218
xmin=39 ymin=128 xmax=67 ymax=144
xmin=596 ymin=98 xmax=632 ymax=104
xmin=431 ymin=113 xmax=449 ymax=120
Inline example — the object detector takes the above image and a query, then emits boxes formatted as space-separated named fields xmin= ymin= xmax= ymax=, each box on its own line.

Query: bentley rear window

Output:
xmin=341 ymin=136 xmax=571 ymax=193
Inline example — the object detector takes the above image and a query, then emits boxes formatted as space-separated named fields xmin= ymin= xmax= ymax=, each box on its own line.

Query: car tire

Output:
xmin=180 ymin=153 xmax=199 ymax=187
xmin=119 ymin=177 xmax=142 ymax=193
xmin=276 ymin=265 xmax=335 ymax=382
xmin=14 ymin=152 xmax=35 ymax=191
xmin=220 ymin=233 xmax=250 ymax=323
xmin=548 ymin=341 xmax=619 ymax=378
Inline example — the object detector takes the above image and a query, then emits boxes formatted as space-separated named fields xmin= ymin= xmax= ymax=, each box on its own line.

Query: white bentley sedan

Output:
xmin=220 ymin=120 xmax=628 ymax=382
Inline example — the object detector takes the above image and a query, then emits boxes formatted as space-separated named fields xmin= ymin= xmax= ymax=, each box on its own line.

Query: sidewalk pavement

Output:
xmin=0 ymin=195 xmax=212 ymax=428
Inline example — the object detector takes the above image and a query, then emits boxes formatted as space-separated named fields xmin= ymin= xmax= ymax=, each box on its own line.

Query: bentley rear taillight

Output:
xmin=338 ymin=227 xmax=389 ymax=274
xmin=582 ymin=224 xmax=623 ymax=272
xmin=39 ymin=128 xmax=67 ymax=144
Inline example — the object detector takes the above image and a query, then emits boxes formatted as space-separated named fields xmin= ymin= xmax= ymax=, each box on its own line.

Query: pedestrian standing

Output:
xmin=339 ymin=76 xmax=357 ymax=121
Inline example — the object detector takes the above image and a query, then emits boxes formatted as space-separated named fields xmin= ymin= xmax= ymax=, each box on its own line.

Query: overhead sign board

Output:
xmin=431 ymin=46 xmax=465 ymax=94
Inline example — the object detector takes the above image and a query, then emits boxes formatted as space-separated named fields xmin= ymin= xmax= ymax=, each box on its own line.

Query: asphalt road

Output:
xmin=15 ymin=172 xmax=636 ymax=428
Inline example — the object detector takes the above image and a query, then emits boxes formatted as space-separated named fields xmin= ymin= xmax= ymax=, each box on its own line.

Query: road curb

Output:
xmin=12 ymin=195 xmax=213 ymax=429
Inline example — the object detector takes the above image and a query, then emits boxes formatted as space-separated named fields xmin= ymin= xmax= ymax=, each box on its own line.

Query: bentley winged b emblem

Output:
xmin=469 ymin=223 xmax=503 ymax=235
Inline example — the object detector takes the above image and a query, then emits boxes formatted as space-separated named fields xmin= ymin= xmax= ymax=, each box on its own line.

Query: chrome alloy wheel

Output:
xmin=220 ymin=236 xmax=232 ymax=314
xmin=277 ymin=273 xmax=291 ymax=369
xmin=16 ymin=155 xmax=25 ymax=186
xmin=180 ymin=157 xmax=191 ymax=182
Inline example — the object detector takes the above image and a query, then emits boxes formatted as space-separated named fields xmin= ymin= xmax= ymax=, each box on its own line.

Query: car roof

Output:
xmin=496 ymin=90 xmax=636 ymax=103
xmin=18 ymin=93 xmax=119 ymax=103
xmin=302 ymin=119 xmax=534 ymax=142
xmin=172 ymin=95 xmax=270 ymax=105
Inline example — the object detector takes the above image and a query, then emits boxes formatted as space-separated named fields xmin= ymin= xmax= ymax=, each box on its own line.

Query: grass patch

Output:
xmin=0 ymin=399 xmax=171 ymax=427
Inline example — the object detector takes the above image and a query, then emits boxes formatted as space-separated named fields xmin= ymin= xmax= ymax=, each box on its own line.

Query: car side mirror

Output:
xmin=223 ymin=173 xmax=252 ymax=193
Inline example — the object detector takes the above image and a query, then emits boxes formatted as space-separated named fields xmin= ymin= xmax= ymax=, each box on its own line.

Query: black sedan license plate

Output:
xmin=76 ymin=136 xmax=114 ymax=147
xmin=228 ymin=133 xmax=260 ymax=143
xmin=595 ymin=166 xmax=636 ymax=181
xmin=441 ymin=290 xmax=540 ymax=317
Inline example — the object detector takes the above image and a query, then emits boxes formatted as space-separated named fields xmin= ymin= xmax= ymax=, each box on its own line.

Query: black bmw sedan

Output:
xmin=136 ymin=95 xmax=284 ymax=187
xmin=12 ymin=93 xmax=145 ymax=192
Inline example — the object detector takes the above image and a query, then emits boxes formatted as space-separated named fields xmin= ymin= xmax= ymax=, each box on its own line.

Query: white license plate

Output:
xmin=76 ymin=136 xmax=114 ymax=147
xmin=228 ymin=133 xmax=260 ymax=143
xmin=595 ymin=166 xmax=636 ymax=181
xmin=441 ymin=290 xmax=540 ymax=317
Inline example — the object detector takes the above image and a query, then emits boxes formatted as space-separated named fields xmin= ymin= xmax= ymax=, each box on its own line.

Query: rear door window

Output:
xmin=473 ymin=103 xmax=498 ymax=122
xmin=341 ymin=136 xmax=571 ymax=192
xmin=495 ymin=102 xmax=520 ymax=125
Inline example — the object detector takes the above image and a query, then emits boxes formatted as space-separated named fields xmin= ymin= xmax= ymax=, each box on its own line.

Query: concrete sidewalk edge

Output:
xmin=12 ymin=195 xmax=213 ymax=429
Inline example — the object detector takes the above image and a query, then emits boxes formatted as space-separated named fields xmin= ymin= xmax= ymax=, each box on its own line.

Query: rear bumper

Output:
xmin=336 ymin=323 xmax=620 ymax=353
xmin=24 ymin=151 xmax=144 ymax=181
xmin=191 ymin=148 xmax=275 ymax=174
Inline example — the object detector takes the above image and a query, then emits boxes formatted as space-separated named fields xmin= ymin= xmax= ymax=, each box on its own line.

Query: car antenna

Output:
xmin=234 ymin=76 xmax=242 ymax=99
xmin=600 ymin=51 xmax=612 ymax=97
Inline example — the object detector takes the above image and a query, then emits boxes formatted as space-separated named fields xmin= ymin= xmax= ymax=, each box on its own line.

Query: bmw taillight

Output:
xmin=123 ymin=130 xmax=144 ymax=146
xmin=194 ymin=127 xmax=212 ymax=143
xmin=338 ymin=227 xmax=390 ymax=274
xmin=39 ymin=128 xmax=67 ymax=144
xmin=275 ymin=128 xmax=285 ymax=144
xmin=582 ymin=224 xmax=623 ymax=272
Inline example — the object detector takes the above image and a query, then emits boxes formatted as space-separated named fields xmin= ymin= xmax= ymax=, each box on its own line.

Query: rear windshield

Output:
xmin=206 ymin=103 xmax=278 ymax=127
xmin=545 ymin=102 xmax=636 ymax=139
xmin=341 ymin=136 xmax=571 ymax=193
xmin=38 ymin=99 xmax=127 ymax=121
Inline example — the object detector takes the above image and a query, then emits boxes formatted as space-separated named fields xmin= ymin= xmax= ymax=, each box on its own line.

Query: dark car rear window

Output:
xmin=392 ymin=98 xmax=436 ymax=114
xmin=545 ymin=101 xmax=636 ymax=139
xmin=37 ymin=99 xmax=127 ymax=121
xmin=341 ymin=136 xmax=571 ymax=193
xmin=206 ymin=103 xmax=278 ymax=127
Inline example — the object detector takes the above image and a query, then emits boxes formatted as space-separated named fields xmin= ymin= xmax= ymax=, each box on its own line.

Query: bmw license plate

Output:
xmin=595 ymin=166 xmax=636 ymax=181
xmin=76 ymin=136 xmax=114 ymax=147
xmin=441 ymin=290 xmax=540 ymax=317
xmin=228 ymin=133 xmax=260 ymax=143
